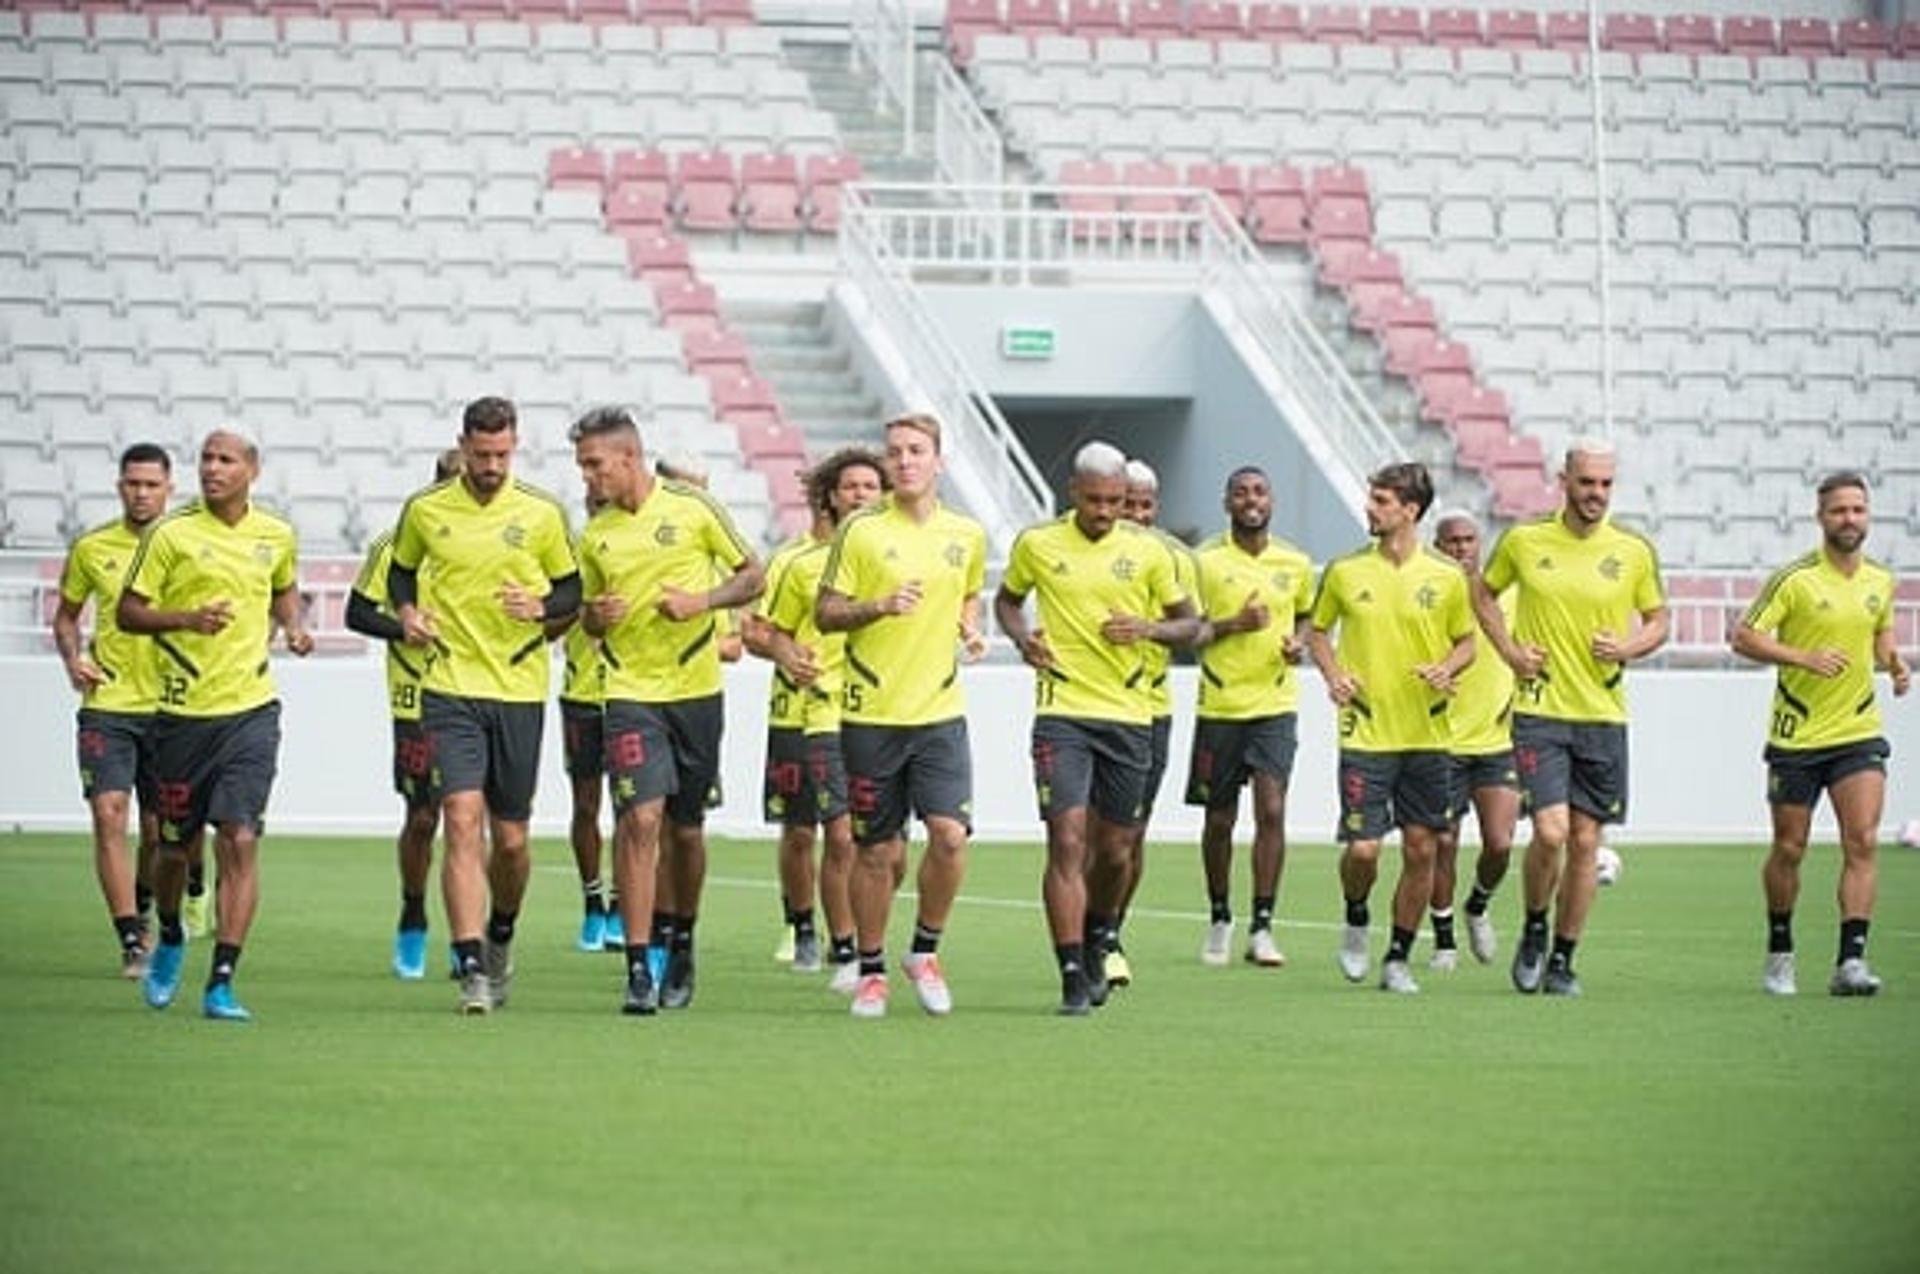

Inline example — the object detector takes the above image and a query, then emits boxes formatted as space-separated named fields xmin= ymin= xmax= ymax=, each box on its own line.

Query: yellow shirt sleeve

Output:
xmin=1443 ymin=568 xmax=1474 ymax=642
xmin=538 ymin=503 xmax=577 ymax=580
xmin=59 ymin=545 xmax=90 ymax=606
xmin=1482 ymin=528 xmax=1518 ymax=594
xmin=1743 ymin=571 xmax=1790 ymax=633
xmin=1293 ymin=558 xmax=1316 ymax=619
xmin=1631 ymin=539 xmax=1664 ymax=612
xmin=1309 ymin=562 xmax=1341 ymax=631
xmin=390 ymin=495 xmax=426 ymax=572
xmin=272 ymin=526 xmax=297 ymax=594
xmin=966 ymin=523 xmax=987 ymax=596
xmin=821 ymin=518 xmax=866 ymax=599
xmin=1146 ymin=537 xmax=1184 ymax=613
xmin=125 ymin=520 xmax=179 ymax=603
xmin=1001 ymin=529 xmax=1036 ymax=597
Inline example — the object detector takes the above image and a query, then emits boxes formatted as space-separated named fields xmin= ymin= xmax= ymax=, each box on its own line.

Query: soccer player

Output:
xmin=1307 ymin=464 xmax=1475 ymax=994
xmin=550 ymin=494 xmax=620 ymax=956
xmin=1185 ymin=467 xmax=1315 ymax=968
xmin=388 ymin=397 xmax=580 ymax=1015
xmin=345 ymin=448 xmax=465 ymax=980
xmin=746 ymin=448 xmax=888 ymax=988
xmin=1429 ymin=510 xmax=1518 ymax=969
xmin=816 ymin=412 xmax=989 ymax=1019
xmin=1470 ymin=438 xmax=1668 ymax=997
xmin=53 ymin=442 xmax=193 ymax=975
xmin=1107 ymin=458 xmax=1206 ymax=987
xmin=1731 ymin=472 xmax=1910 ymax=997
xmin=118 ymin=428 xmax=312 ymax=1021
xmin=996 ymin=443 xmax=1199 ymax=1014
xmin=572 ymin=407 xmax=763 ymax=1015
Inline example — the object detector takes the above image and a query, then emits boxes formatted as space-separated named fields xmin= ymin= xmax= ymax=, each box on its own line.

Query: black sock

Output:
xmin=1549 ymin=933 xmax=1577 ymax=970
xmin=1344 ymin=897 xmax=1369 ymax=928
xmin=206 ymin=942 xmax=241 ymax=990
xmin=1251 ymin=895 xmax=1275 ymax=933
xmin=858 ymin=947 xmax=885 ymax=977
xmin=910 ymin=921 xmax=941 ymax=955
xmin=793 ymin=907 xmax=816 ymax=942
xmin=652 ymin=911 xmax=675 ymax=948
xmin=1055 ymin=942 xmax=1085 ymax=976
xmin=399 ymin=892 xmax=428 ymax=932
xmin=1465 ymin=884 xmax=1492 ymax=917
xmin=453 ymin=938 xmax=483 ymax=975
xmin=158 ymin=911 xmax=184 ymax=946
xmin=625 ymin=943 xmax=651 ymax=980
xmin=1431 ymin=908 xmax=1457 ymax=950
xmin=671 ymin=915 xmax=695 ymax=954
xmin=486 ymin=909 xmax=517 ymax=946
xmin=582 ymin=879 xmax=606 ymax=916
xmin=1767 ymin=910 xmax=1793 ymax=954
xmin=1523 ymin=909 xmax=1549 ymax=949
xmin=187 ymin=864 xmax=206 ymax=896
xmin=1085 ymin=912 xmax=1115 ymax=955
xmin=1209 ymin=894 xmax=1231 ymax=925
xmin=830 ymin=934 xmax=856 ymax=965
xmin=1839 ymin=917 xmax=1869 ymax=964
xmin=1386 ymin=925 xmax=1414 ymax=963
xmin=136 ymin=883 xmax=155 ymax=916
xmin=113 ymin=914 xmax=145 ymax=952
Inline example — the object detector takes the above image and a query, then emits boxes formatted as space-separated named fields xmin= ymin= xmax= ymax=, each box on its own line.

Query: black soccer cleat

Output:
xmin=659 ymin=950 xmax=695 ymax=1010
xmin=621 ymin=968 xmax=659 ymax=1016
xmin=1058 ymin=970 xmax=1092 ymax=1017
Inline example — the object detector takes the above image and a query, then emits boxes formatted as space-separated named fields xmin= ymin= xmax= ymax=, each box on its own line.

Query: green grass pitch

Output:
xmin=2 ymin=829 xmax=1916 ymax=1274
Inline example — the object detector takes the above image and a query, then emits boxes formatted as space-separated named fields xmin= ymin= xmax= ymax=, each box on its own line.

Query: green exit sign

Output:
xmin=1001 ymin=324 xmax=1057 ymax=360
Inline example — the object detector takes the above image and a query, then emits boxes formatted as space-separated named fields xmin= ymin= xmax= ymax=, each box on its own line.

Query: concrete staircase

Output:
xmin=726 ymin=298 xmax=886 ymax=459
xmin=782 ymin=38 xmax=941 ymax=183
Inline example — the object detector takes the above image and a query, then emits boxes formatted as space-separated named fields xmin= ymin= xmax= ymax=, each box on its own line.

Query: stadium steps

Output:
xmin=726 ymin=298 xmax=885 ymax=451
xmin=784 ymin=39 xmax=942 ymax=183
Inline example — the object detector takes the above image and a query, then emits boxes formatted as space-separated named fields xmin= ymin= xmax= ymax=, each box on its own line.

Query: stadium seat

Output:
xmin=738 ymin=152 xmax=801 ymax=234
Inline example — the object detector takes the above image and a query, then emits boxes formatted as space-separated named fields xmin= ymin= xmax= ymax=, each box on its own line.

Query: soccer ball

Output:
xmin=1595 ymin=845 xmax=1623 ymax=887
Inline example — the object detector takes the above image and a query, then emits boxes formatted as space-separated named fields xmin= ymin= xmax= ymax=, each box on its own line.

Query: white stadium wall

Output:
xmin=2 ymin=656 xmax=1914 ymax=845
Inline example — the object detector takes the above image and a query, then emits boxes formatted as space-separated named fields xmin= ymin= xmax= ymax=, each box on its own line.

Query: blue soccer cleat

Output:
xmin=201 ymin=983 xmax=253 ymax=1022
xmin=577 ymin=910 xmax=607 ymax=953
xmin=393 ymin=928 xmax=429 ymax=980
xmin=646 ymin=944 xmax=668 ymax=985
xmin=602 ymin=909 xmax=625 ymax=951
xmin=143 ymin=940 xmax=186 ymax=1010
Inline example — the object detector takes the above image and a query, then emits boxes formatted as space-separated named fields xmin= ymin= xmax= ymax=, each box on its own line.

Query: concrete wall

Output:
xmin=5 ymin=657 xmax=1915 ymax=846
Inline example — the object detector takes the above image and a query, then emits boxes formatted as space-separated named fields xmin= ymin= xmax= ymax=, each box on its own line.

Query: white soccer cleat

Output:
xmin=1429 ymin=947 xmax=1459 ymax=973
xmin=850 ymin=973 xmax=888 ymax=1018
xmin=1379 ymin=960 xmax=1420 ymax=995
xmin=829 ymin=960 xmax=862 ymax=996
xmin=902 ymin=953 xmax=953 ymax=1016
xmin=1466 ymin=910 xmax=1497 ymax=963
xmin=1201 ymin=920 xmax=1234 ymax=966
xmin=1595 ymin=845 xmax=1623 ymax=886
xmin=1828 ymin=957 xmax=1882 ymax=998
xmin=1244 ymin=929 xmax=1286 ymax=968
xmin=1762 ymin=951 xmax=1797 ymax=996
xmin=1337 ymin=924 xmax=1370 ymax=983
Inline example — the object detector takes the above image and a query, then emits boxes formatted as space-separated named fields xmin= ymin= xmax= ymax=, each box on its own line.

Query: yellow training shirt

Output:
xmin=1482 ymin=512 xmax=1664 ymax=725
xmin=1002 ymin=514 xmax=1188 ymax=725
xmin=1192 ymin=532 xmax=1316 ymax=721
xmin=1743 ymin=550 xmax=1897 ymax=750
xmin=1450 ymin=589 xmax=1516 ymax=756
xmin=760 ymin=535 xmax=844 ymax=734
xmin=123 ymin=500 xmax=298 ymax=718
xmin=390 ymin=477 xmax=576 ymax=705
xmin=819 ymin=497 xmax=987 ymax=727
xmin=352 ymin=531 xmax=443 ymax=722
xmin=1141 ymin=526 xmax=1198 ymax=718
xmin=1310 ymin=543 xmax=1474 ymax=752
xmin=59 ymin=518 xmax=159 ymax=714
xmin=578 ymin=479 xmax=752 ymax=704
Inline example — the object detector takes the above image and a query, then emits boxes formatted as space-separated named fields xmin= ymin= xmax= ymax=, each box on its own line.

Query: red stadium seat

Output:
xmin=711 ymin=373 xmax=784 ymax=427
xmin=1249 ymin=4 xmax=1306 ymax=43
xmin=1780 ymin=17 xmax=1835 ymax=59
xmin=739 ymin=152 xmax=802 ymax=234
xmin=637 ymin=0 xmax=697 ymax=26
xmin=1186 ymin=162 xmax=1246 ymax=220
xmin=1448 ymin=415 xmax=1509 ymax=469
xmin=518 ymin=0 xmax=573 ymax=22
xmin=1308 ymin=198 xmax=1372 ymax=247
xmin=1066 ymin=0 xmax=1124 ymax=40
xmin=1060 ymin=158 xmax=1120 ymax=238
xmin=1304 ymin=4 xmax=1364 ymax=45
xmin=675 ymin=150 xmax=739 ymax=232
xmin=1836 ymin=19 xmax=1892 ymax=59
xmin=1186 ymin=0 xmax=1245 ymax=42
xmin=1541 ymin=11 xmax=1590 ymax=52
xmin=1309 ymin=164 xmax=1369 ymax=204
xmin=655 ymin=278 xmax=721 ymax=332
xmin=946 ymin=0 xmax=1008 ymax=63
xmin=1384 ymin=328 xmax=1437 ymax=377
xmin=1602 ymin=13 xmax=1661 ymax=55
xmin=1483 ymin=10 xmax=1540 ymax=49
xmin=1008 ymin=0 xmax=1065 ymax=35
xmin=1121 ymin=159 xmax=1180 ymax=214
xmin=1663 ymin=15 xmax=1721 ymax=56
xmin=1720 ymin=16 xmax=1778 ymax=58
xmin=683 ymin=328 xmax=753 ymax=378
xmin=699 ymin=0 xmax=757 ymax=27
xmin=802 ymin=152 xmax=861 ymax=234
xmin=610 ymin=148 xmax=673 ymax=204
xmin=1489 ymin=466 xmax=1558 ymax=518
xmin=607 ymin=185 xmax=671 ymax=233
xmin=739 ymin=420 xmax=808 ymax=464
xmin=1375 ymin=291 xmax=1437 ymax=339
xmin=1129 ymin=0 xmax=1183 ymax=40
xmin=1367 ymin=7 xmax=1425 ymax=47
xmin=1898 ymin=22 xmax=1920 ymax=57
xmin=1246 ymin=164 xmax=1308 ymax=245
xmin=1444 ymin=384 xmax=1510 ymax=431
xmin=547 ymin=146 xmax=606 ymax=193
xmin=1321 ymin=244 xmax=1402 ymax=291
xmin=628 ymin=232 xmax=694 ymax=284
xmin=763 ymin=465 xmax=809 ymax=513
xmin=576 ymin=0 xmax=635 ymax=23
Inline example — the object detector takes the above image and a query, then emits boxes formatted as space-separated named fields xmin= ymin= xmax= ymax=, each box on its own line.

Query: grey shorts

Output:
xmin=1449 ymin=749 xmax=1519 ymax=814
xmin=842 ymin=718 xmax=973 ymax=847
xmin=1765 ymin=737 xmax=1889 ymax=810
xmin=148 ymin=702 xmax=281 ymax=847
xmin=604 ymin=694 xmax=725 ymax=826
xmin=1032 ymin=715 xmax=1152 ymax=827
xmin=392 ymin=717 xmax=435 ymax=810
xmin=1338 ymin=749 xmax=1455 ymax=842
xmin=421 ymin=691 xmax=545 ymax=823
xmin=1185 ymin=713 xmax=1298 ymax=808
xmin=76 ymin=708 xmax=153 ymax=802
xmin=763 ymin=727 xmax=851 ymax=827
xmin=1512 ymin=714 xmax=1629 ymax=825
xmin=1143 ymin=714 xmax=1173 ymax=816
xmin=561 ymin=699 xmax=605 ymax=782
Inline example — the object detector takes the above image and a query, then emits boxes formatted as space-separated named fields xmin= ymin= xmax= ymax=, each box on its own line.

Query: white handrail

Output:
xmin=932 ymin=58 xmax=1003 ymax=194
xmin=846 ymin=0 xmax=916 ymax=158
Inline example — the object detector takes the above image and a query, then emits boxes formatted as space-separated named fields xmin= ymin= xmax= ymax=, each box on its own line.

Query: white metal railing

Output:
xmin=837 ymin=182 xmax=1401 ymax=488
xmin=838 ymin=189 xmax=1054 ymax=544
xmin=932 ymin=58 xmax=1003 ymax=196
xmin=847 ymin=0 xmax=916 ymax=158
